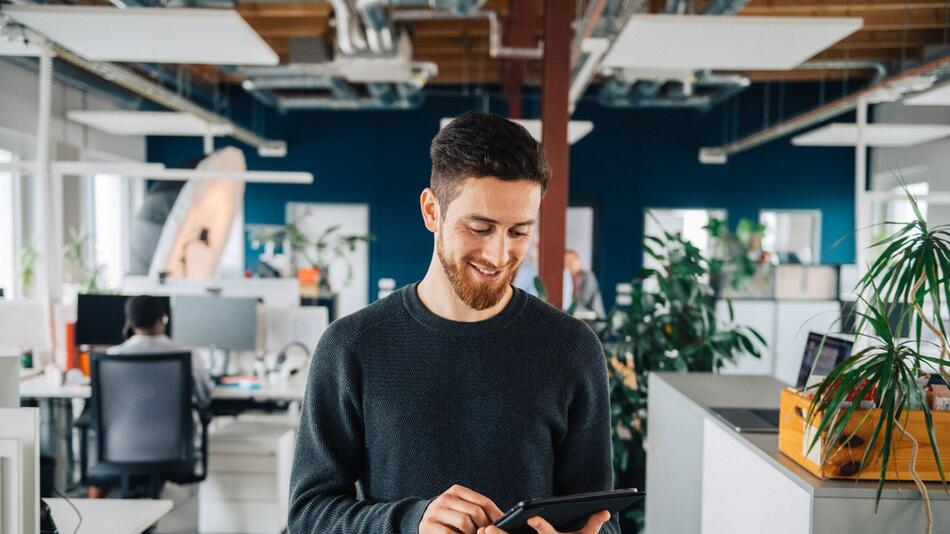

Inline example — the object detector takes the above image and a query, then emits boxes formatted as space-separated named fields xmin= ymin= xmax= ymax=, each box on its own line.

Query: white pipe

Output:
xmin=390 ymin=9 xmax=543 ymax=59
xmin=855 ymin=96 xmax=869 ymax=278
xmin=329 ymin=0 xmax=356 ymax=55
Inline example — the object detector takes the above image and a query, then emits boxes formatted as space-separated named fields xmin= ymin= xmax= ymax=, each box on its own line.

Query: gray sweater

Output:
xmin=288 ymin=284 xmax=620 ymax=534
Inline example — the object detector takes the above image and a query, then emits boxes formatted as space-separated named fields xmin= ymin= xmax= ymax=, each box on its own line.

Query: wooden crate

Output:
xmin=778 ymin=387 xmax=950 ymax=481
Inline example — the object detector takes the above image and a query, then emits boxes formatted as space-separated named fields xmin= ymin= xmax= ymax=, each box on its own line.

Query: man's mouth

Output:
xmin=469 ymin=262 xmax=502 ymax=280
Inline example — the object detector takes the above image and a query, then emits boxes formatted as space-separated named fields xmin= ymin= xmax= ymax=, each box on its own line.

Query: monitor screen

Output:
xmin=796 ymin=332 xmax=853 ymax=389
xmin=76 ymin=294 xmax=171 ymax=347
xmin=170 ymin=294 xmax=257 ymax=351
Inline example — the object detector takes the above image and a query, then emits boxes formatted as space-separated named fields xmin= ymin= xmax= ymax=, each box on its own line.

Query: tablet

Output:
xmin=494 ymin=488 xmax=643 ymax=534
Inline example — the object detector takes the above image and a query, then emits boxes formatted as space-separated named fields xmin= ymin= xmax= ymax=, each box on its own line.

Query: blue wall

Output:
xmin=147 ymin=82 xmax=858 ymax=309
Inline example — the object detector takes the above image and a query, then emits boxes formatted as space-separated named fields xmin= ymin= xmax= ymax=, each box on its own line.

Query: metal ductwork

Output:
xmin=598 ymin=0 xmax=752 ymax=110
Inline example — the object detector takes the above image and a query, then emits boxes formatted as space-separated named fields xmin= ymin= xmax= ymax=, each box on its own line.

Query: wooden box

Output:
xmin=778 ymin=387 xmax=950 ymax=481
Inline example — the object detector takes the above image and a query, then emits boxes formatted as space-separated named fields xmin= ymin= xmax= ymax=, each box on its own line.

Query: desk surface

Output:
xmin=19 ymin=374 xmax=306 ymax=402
xmin=45 ymin=498 xmax=173 ymax=534
xmin=654 ymin=372 xmax=950 ymax=500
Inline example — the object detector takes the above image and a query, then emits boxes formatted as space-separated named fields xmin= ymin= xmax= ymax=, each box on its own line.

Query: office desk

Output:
xmin=46 ymin=498 xmax=173 ymax=534
xmin=211 ymin=377 xmax=307 ymax=417
xmin=19 ymin=376 xmax=91 ymax=399
xmin=646 ymin=373 xmax=950 ymax=534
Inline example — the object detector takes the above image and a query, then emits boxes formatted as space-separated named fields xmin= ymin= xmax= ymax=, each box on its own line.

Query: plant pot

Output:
xmin=778 ymin=387 xmax=950 ymax=481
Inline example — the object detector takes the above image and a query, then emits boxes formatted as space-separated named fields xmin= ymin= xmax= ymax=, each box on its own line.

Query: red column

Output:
xmin=538 ymin=0 xmax=571 ymax=307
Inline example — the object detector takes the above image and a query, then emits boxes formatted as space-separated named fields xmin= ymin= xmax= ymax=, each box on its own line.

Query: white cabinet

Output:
xmin=199 ymin=417 xmax=295 ymax=534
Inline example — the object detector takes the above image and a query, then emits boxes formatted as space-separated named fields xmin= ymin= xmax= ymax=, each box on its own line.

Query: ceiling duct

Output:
xmin=599 ymin=0 xmax=753 ymax=110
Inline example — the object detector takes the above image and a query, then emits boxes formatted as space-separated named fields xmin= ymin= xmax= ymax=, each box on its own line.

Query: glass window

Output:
xmin=0 ymin=149 xmax=16 ymax=298
xmin=92 ymin=173 xmax=124 ymax=289
xmin=759 ymin=209 xmax=822 ymax=265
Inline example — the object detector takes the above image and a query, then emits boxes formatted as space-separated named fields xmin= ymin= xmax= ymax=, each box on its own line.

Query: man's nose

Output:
xmin=481 ymin=233 xmax=510 ymax=268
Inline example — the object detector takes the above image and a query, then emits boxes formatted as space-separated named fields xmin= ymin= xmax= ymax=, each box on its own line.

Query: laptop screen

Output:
xmin=796 ymin=332 xmax=853 ymax=389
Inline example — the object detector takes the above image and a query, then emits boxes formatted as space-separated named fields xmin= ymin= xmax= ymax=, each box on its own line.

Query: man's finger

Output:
xmin=484 ymin=526 xmax=509 ymax=534
xmin=430 ymin=507 xmax=477 ymax=534
xmin=579 ymin=510 xmax=611 ymax=533
xmin=446 ymin=485 xmax=505 ymax=521
xmin=526 ymin=515 xmax=558 ymax=534
xmin=443 ymin=495 xmax=491 ymax=527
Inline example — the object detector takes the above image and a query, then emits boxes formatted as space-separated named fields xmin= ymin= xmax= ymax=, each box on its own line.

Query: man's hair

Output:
xmin=430 ymin=111 xmax=550 ymax=215
xmin=125 ymin=295 xmax=167 ymax=329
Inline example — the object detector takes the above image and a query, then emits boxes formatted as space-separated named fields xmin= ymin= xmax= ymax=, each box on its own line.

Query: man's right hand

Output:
xmin=418 ymin=484 xmax=505 ymax=534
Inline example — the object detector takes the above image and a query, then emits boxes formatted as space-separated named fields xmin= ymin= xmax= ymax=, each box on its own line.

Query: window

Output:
xmin=92 ymin=173 xmax=125 ymax=289
xmin=0 ymin=149 xmax=16 ymax=298
xmin=759 ymin=209 xmax=822 ymax=264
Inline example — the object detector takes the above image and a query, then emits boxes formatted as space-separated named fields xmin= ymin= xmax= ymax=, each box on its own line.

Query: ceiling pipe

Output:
xmin=796 ymin=60 xmax=888 ymax=85
xmin=389 ymin=9 xmax=543 ymax=59
xmin=699 ymin=53 xmax=950 ymax=164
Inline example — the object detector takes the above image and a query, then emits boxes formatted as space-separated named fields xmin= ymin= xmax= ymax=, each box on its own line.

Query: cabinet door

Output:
xmin=716 ymin=300 xmax=775 ymax=375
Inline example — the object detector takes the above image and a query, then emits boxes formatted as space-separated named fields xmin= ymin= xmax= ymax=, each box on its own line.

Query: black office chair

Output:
xmin=78 ymin=351 xmax=210 ymax=498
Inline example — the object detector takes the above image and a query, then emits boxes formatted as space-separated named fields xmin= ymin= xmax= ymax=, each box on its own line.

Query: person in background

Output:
xmin=564 ymin=250 xmax=605 ymax=318
xmin=84 ymin=295 xmax=212 ymax=498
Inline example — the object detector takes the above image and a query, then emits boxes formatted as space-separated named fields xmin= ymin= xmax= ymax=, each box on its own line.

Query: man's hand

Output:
xmin=418 ymin=484 xmax=505 ymax=534
xmin=475 ymin=509 xmax=611 ymax=534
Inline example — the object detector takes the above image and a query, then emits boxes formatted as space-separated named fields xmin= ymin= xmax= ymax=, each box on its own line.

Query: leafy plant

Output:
xmin=596 ymin=222 xmax=765 ymax=527
xmin=63 ymin=228 xmax=105 ymax=293
xmin=18 ymin=243 xmax=38 ymax=297
xmin=806 ymin=186 xmax=950 ymax=534
xmin=253 ymin=222 xmax=374 ymax=287
xmin=705 ymin=217 xmax=771 ymax=293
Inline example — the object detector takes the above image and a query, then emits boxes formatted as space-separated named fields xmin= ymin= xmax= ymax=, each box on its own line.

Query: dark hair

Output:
xmin=125 ymin=295 xmax=167 ymax=330
xmin=430 ymin=111 xmax=550 ymax=215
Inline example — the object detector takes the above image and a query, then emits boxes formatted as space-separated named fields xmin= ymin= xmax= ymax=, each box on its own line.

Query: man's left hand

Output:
xmin=476 ymin=509 xmax=611 ymax=534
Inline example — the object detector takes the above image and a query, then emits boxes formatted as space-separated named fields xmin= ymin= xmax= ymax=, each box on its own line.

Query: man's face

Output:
xmin=435 ymin=177 xmax=542 ymax=310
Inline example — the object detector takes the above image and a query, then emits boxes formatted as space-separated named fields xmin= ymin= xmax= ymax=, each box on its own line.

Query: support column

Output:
xmin=538 ymin=0 xmax=571 ymax=307
xmin=855 ymin=96 xmax=869 ymax=276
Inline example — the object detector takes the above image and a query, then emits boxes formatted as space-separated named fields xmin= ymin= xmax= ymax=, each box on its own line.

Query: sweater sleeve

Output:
xmin=288 ymin=322 xmax=431 ymax=534
xmin=553 ymin=324 xmax=622 ymax=534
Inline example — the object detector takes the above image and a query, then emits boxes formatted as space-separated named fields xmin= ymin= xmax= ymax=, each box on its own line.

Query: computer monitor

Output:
xmin=796 ymin=332 xmax=853 ymax=389
xmin=170 ymin=294 xmax=258 ymax=351
xmin=0 ymin=407 xmax=40 ymax=534
xmin=76 ymin=294 xmax=172 ymax=347
xmin=0 ymin=300 xmax=51 ymax=355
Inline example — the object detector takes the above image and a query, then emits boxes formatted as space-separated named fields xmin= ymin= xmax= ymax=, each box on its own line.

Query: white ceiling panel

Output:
xmin=67 ymin=111 xmax=234 ymax=137
xmin=792 ymin=123 xmax=950 ymax=147
xmin=5 ymin=6 xmax=278 ymax=65
xmin=601 ymin=15 xmax=862 ymax=71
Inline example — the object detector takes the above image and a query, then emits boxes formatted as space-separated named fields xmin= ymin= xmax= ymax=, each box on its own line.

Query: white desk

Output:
xmin=646 ymin=373 xmax=950 ymax=534
xmin=212 ymin=377 xmax=306 ymax=402
xmin=18 ymin=376 xmax=91 ymax=399
xmin=46 ymin=498 xmax=173 ymax=534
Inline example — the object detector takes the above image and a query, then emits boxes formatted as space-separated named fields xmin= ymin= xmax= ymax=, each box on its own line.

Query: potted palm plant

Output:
xmin=784 ymin=187 xmax=950 ymax=534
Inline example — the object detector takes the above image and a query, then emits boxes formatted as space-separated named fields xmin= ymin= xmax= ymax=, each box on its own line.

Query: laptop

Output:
xmin=709 ymin=332 xmax=854 ymax=433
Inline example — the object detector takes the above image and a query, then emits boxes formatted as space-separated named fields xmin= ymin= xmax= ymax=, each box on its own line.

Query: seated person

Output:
xmin=82 ymin=295 xmax=212 ymax=498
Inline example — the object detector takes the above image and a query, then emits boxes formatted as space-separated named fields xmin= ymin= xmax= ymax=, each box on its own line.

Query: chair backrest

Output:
xmin=90 ymin=351 xmax=194 ymax=466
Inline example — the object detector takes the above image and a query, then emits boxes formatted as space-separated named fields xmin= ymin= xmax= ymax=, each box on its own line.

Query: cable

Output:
xmin=51 ymin=487 xmax=82 ymax=534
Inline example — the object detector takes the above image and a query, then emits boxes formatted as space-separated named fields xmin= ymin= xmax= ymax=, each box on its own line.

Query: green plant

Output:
xmin=63 ymin=228 xmax=105 ymax=293
xmin=596 ymin=223 xmax=765 ymax=527
xmin=806 ymin=186 xmax=949 ymax=534
xmin=706 ymin=217 xmax=770 ymax=292
xmin=253 ymin=223 xmax=374 ymax=287
xmin=18 ymin=243 xmax=38 ymax=297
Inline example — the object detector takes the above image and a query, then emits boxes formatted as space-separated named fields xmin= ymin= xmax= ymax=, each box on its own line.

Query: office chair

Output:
xmin=78 ymin=351 xmax=210 ymax=499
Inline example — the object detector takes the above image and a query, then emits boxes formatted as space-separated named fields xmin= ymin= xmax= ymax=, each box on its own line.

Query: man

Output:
xmin=85 ymin=295 xmax=212 ymax=497
xmin=289 ymin=112 xmax=619 ymax=534
xmin=564 ymin=250 xmax=605 ymax=318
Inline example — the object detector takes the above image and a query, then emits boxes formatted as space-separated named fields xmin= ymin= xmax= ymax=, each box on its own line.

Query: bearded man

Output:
xmin=288 ymin=111 xmax=619 ymax=534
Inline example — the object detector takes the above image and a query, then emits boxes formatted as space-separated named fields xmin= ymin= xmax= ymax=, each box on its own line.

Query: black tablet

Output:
xmin=494 ymin=488 xmax=643 ymax=534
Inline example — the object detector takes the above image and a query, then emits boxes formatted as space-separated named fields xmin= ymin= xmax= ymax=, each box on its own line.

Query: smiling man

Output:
xmin=289 ymin=111 xmax=619 ymax=534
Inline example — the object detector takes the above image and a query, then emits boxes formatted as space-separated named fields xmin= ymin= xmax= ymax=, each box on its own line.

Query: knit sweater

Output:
xmin=288 ymin=283 xmax=620 ymax=534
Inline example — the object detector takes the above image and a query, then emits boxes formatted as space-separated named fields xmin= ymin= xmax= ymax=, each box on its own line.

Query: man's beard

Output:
xmin=437 ymin=233 xmax=519 ymax=311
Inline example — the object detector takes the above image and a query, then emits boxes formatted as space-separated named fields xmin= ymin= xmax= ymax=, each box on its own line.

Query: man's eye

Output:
xmin=470 ymin=226 xmax=491 ymax=234
xmin=510 ymin=230 xmax=529 ymax=238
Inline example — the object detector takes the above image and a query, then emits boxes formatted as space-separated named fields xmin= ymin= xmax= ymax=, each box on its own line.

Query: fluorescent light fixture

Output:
xmin=52 ymin=161 xmax=166 ymax=176
xmin=601 ymin=15 xmax=862 ymax=71
xmin=67 ymin=111 xmax=234 ymax=137
xmin=904 ymin=80 xmax=950 ymax=106
xmin=0 ymin=37 xmax=43 ymax=57
xmin=5 ymin=6 xmax=278 ymax=65
xmin=792 ymin=123 xmax=950 ymax=147
xmin=439 ymin=118 xmax=594 ymax=145
xmin=48 ymin=161 xmax=312 ymax=183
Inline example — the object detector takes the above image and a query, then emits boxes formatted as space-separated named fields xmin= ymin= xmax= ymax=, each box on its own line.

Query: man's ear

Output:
xmin=420 ymin=188 xmax=440 ymax=233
